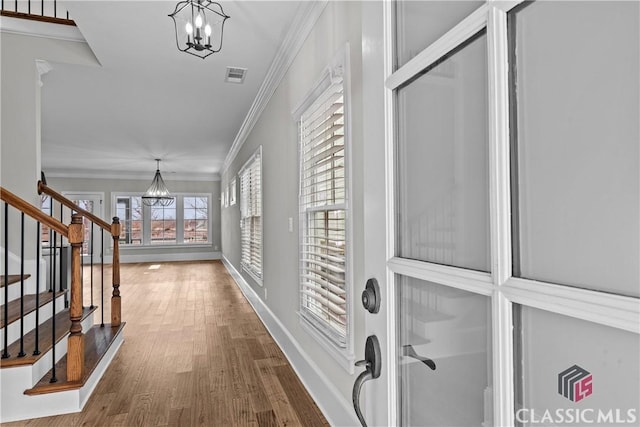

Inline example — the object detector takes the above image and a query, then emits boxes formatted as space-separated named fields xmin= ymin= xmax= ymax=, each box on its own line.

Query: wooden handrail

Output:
xmin=38 ymin=180 xmax=112 ymax=232
xmin=0 ymin=10 xmax=75 ymax=26
xmin=0 ymin=187 xmax=69 ymax=237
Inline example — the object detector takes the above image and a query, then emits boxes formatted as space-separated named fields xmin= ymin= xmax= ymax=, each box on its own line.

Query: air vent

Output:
xmin=225 ymin=67 xmax=247 ymax=84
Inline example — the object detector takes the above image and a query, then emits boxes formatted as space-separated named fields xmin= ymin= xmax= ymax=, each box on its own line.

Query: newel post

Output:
xmin=67 ymin=214 xmax=84 ymax=382
xmin=111 ymin=217 xmax=121 ymax=327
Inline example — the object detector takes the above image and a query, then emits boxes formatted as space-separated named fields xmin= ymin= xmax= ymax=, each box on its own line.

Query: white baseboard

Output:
xmin=103 ymin=251 xmax=221 ymax=264
xmin=221 ymin=256 xmax=358 ymax=427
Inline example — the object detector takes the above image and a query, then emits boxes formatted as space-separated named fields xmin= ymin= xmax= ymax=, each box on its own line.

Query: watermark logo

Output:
xmin=515 ymin=365 xmax=637 ymax=424
xmin=558 ymin=365 xmax=593 ymax=402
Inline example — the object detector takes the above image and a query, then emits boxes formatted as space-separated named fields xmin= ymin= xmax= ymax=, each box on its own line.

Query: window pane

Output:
xmin=396 ymin=0 xmax=482 ymax=69
xmin=116 ymin=196 xmax=142 ymax=245
xmin=397 ymin=32 xmax=490 ymax=272
xmin=398 ymin=276 xmax=491 ymax=426
xmin=511 ymin=1 xmax=640 ymax=296
xmin=301 ymin=209 xmax=347 ymax=345
xmin=515 ymin=306 xmax=639 ymax=425
xmin=150 ymin=201 xmax=176 ymax=244
xmin=184 ymin=196 xmax=208 ymax=243
xmin=240 ymin=152 xmax=262 ymax=280
xmin=299 ymin=78 xmax=349 ymax=347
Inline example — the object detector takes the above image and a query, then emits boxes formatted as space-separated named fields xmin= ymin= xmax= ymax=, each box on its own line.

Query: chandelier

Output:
xmin=142 ymin=159 xmax=174 ymax=207
xmin=169 ymin=0 xmax=230 ymax=59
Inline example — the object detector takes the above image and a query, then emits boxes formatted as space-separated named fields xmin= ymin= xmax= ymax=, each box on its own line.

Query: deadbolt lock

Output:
xmin=361 ymin=278 xmax=380 ymax=314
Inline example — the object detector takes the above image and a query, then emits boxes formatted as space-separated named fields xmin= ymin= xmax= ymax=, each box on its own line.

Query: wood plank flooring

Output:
xmin=4 ymin=261 xmax=329 ymax=427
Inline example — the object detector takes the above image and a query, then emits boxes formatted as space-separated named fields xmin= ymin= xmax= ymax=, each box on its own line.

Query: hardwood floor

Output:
xmin=4 ymin=261 xmax=329 ymax=427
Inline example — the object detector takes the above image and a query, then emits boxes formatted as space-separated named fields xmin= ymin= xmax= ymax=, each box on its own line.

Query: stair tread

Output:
xmin=25 ymin=323 xmax=125 ymax=395
xmin=0 ymin=291 xmax=66 ymax=328
xmin=0 ymin=307 xmax=97 ymax=368
xmin=0 ymin=274 xmax=32 ymax=288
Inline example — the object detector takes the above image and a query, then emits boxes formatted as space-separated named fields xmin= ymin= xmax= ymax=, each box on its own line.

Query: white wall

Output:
xmin=1 ymin=30 xmax=99 ymax=256
xmin=221 ymin=0 xmax=365 ymax=415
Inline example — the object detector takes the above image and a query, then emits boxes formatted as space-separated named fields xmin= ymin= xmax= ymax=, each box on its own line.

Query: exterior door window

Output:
xmin=380 ymin=1 xmax=639 ymax=426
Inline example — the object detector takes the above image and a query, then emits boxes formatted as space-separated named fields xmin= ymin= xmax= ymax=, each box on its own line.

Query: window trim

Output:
xmin=111 ymin=192 xmax=212 ymax=248
xmin=294 ymin=44 xmax=355 ymax=372
xmin=239 ymin=146 xmax=263 ymax=285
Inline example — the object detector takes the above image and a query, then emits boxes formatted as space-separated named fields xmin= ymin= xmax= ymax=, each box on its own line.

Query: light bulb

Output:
xmin=204 ymin=24 xmax=212 ymax=36
xmin=195 ymin=14 xmax=203 ymax=28
xmin=185 ymin=22 xmax=193 ymax=35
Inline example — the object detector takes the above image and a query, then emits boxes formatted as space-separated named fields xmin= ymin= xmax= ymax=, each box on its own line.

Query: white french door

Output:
xmin=62 ymin=192 xmax=104 ymax=258
xmin=361 ymin=1 xmax=639 ymax=426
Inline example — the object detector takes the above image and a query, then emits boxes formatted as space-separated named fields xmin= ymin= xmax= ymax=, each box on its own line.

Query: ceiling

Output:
xmin=41 ymin=0 xmax=301 ymax=180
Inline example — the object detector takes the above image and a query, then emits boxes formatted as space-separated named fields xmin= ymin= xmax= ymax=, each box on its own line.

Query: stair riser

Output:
xmin=0 ymin=294 xmax=67 ymax=350
xmin=0 ymin=374 xmax=79 ymax=423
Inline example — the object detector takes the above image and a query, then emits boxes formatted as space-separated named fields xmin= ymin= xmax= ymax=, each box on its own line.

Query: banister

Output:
xmin=0 ymin=187 xmax=68 ymax=237
xmin=37 ymin=180 xmax=112 ymax=233
xmin=0 ymin=10 xmax=75 ymax=26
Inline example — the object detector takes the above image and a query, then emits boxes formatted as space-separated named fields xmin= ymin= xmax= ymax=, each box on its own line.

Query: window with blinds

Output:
xmin=240 ymin=149 xmax=262 ymax=282
xmin=299 ymin=80 xmax=348 ymax=348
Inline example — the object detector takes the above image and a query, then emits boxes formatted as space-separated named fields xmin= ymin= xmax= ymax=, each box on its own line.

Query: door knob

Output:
xmin=361 ymin=278 xmax=380 ymax=313
xmin=352 ymin=335 xmax=381 ymax=427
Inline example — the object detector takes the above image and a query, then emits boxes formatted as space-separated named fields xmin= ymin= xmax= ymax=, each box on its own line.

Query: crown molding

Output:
xmin=221 ymin=0 xmax=329 ymax=175
xmin=44 ymin=168 xmax=220 ymax=182
xmin=0 ymin=15 xmax=85 ymax=42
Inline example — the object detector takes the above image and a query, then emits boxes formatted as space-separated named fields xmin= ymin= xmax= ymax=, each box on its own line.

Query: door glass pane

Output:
xmin=72 ymin=199 xmax=95 ymax=256
xmin=515 ymin=306 xmax=640 ymax=426
xmin=510 ymin=1 xmax=640 ymax=296
xmin=397 ymin=32 xmax=490 ymax=272
xmin=398 ymin=276 xmax=492 ymax=426
xmin=396 ymin=0 xmax=482 ymax=69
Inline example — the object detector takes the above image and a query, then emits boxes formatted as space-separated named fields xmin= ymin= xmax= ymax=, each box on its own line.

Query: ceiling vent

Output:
xmin=225 ymin=67 xmax=247 ymax=84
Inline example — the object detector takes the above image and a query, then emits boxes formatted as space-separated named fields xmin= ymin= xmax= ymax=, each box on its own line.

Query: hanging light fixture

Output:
xmin=142 ymin=159 xmax=174 ymax=207
xmin=169 ymin=0 xmax=230 ymax=59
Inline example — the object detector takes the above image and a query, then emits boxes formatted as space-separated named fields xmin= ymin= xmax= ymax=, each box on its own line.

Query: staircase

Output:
xmin=0 ymin=182 xmax=125 ymax=423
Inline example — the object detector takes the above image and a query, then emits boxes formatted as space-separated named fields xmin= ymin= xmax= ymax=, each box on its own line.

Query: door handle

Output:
xmin=353 ymin=335 xmax=381 ymax=427
xmin=402 ymin=344 xmax=436 ymax=370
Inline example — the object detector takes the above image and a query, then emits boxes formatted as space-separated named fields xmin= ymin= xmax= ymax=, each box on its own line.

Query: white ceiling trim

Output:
xmin=221 ymin=0 xmax=329 ymax=175
xmin=0 ymin=15 xmax=85 ymax=42
xmin=44 ymin=168 xmax=220 ymax=182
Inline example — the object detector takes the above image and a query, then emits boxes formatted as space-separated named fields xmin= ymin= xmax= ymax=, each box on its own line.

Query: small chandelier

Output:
xmin=169 ymin=0 xmax=230 ymax=59
xmin=142 ymin=159 xmax=174 ymax=207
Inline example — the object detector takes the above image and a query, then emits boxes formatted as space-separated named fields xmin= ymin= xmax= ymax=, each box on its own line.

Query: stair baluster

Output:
xmin=47 ymin=237 xmax=53 ymax=292
xmin=50 ymin=228 xmax=57 ymax=383
xmin=18 ymin=212 xmax=26 ymax=357
xmin=34 ymin=222 xmax=41 ymax=356
xmin=59 ymin=202 xmax=66 ymax=307
xmin=100 ymin=229 xmax=104 ymax=327
xmin=2 ymin=202 xmax=9 ymax=359
xmin=89 ymin=222 xmax=94 ymax=309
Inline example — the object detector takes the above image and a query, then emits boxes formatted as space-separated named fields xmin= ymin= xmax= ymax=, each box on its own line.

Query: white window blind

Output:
xmin=240 ymin=150 xmax=262 ymax=282
xmin=299 ymin=80 xmax=348 ymax=347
